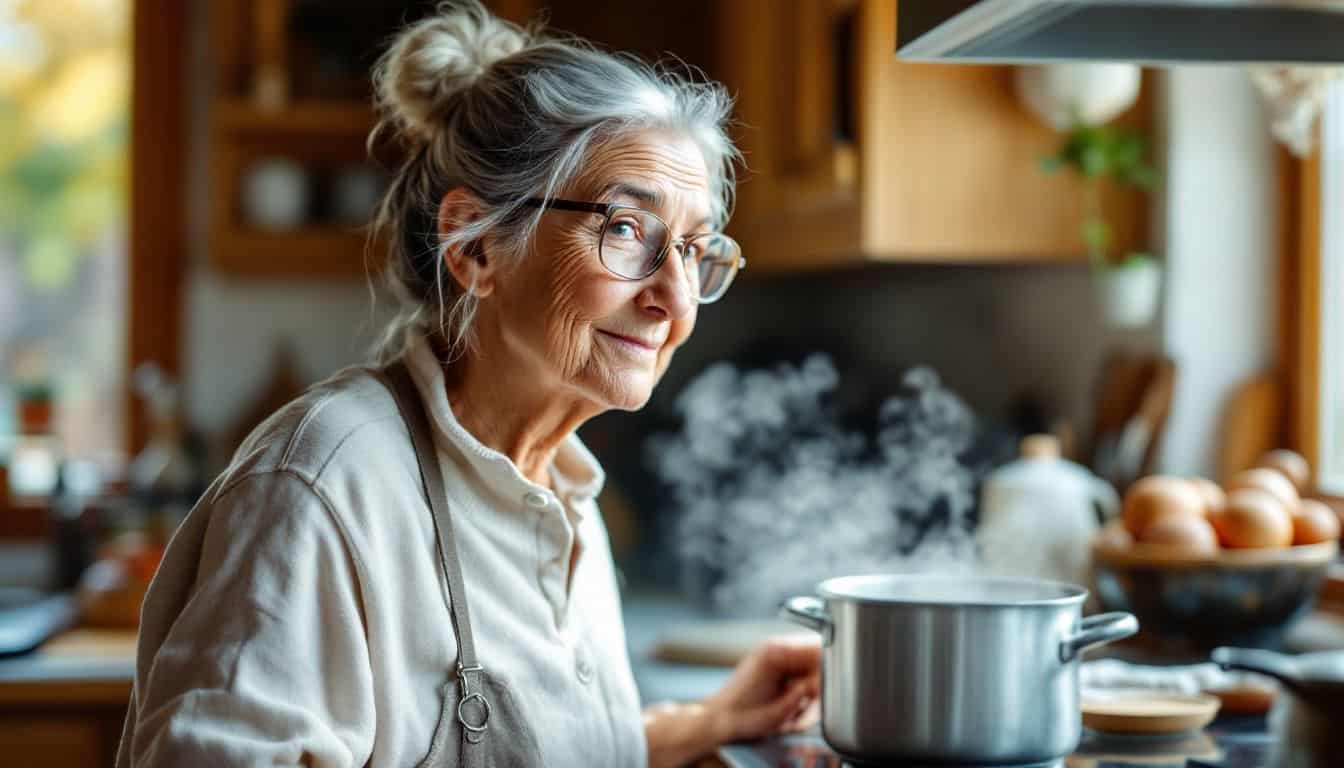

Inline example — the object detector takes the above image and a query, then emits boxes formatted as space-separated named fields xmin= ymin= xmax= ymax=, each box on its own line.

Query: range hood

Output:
xmin=897 ymin=0 xmax=1344 ymax=65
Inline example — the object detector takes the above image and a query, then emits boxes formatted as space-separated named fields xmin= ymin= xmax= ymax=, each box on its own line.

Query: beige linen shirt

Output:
xmin=116 ymin=338 xmax=648 ymax=767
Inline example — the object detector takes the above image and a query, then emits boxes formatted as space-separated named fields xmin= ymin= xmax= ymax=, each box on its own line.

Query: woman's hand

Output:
xmin=643 ymin=636 xmax=821 ymax=768
xmin=704 ymin=635 xmax=822 ymax=744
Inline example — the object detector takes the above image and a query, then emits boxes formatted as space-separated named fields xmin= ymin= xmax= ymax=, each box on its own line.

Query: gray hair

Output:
xmin=368 ymin=0 xmax=740 ymax=364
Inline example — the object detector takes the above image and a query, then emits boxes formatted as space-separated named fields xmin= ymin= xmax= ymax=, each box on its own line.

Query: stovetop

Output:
xmin=718 ymin=715 xmax=1274 ymax=768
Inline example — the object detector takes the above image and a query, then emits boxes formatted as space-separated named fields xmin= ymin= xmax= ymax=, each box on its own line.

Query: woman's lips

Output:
xmin=597 ymin=329 xmax=660 ymax=355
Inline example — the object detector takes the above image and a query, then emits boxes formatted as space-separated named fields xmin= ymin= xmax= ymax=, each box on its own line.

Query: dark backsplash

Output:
xmin=579 ymin=260 xmax=1160 ymax=591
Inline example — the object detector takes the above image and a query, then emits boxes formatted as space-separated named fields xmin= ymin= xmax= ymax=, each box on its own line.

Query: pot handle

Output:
xmin=1212 ymin=647 xmax=1303 ymax=690
xmin=1059 ymin=612 xmax=1138 ymax=662
xmin=780 ymin=596 xmax=832 ymax=643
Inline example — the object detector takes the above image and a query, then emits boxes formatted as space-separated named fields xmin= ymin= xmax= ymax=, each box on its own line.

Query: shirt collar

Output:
xmin=401 ymin=333 xmax=606 ymax=512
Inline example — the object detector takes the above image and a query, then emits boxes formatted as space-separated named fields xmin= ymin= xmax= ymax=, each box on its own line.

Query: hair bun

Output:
xmin=374 ymin=1 xmax=530 ymax=143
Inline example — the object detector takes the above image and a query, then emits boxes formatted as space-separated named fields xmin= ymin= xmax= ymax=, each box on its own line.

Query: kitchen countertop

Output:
xmin=718 ymin=715 xmax=1276 ymax=768
xmin=0 ymin=591 xmax=731 ymax=708
xmin=0 ymin=628 xmax=135 ymax=705
xmin=2 ymin=594 xmax=1333 ymax=709
xmin=624 ymin=592 xmax=737 ymax=703
xmin=0 ymin=590 xmax=1336 ymax=768
xmin=0 ymin=592 xmax=731 ymax=708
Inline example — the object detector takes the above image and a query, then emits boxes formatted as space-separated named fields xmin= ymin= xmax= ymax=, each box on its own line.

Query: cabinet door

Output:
xmin=858 ymin=0 xmax=1151 ymax=261
xmin=715 ymin=0 xmax=865 ymax=269
xmin=0 ymin=709 xmax=127 ymax=768
xmin=718 ymin=0 xmax=1151 ymax=267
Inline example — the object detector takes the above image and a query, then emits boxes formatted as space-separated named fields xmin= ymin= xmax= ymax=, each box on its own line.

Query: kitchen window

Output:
xmin=1318 ymin=79 xmax=1344 ymax=495
xmin=0 ymin=0 xmax=131 ymax=484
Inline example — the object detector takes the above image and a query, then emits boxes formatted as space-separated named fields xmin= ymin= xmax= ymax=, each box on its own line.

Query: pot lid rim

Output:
xmin=816 ymin=573 xmax=1089 ymax=608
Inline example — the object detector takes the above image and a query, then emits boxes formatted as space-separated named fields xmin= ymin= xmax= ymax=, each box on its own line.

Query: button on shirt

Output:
xmin=116 ymin=336 xmax=647 ymax=767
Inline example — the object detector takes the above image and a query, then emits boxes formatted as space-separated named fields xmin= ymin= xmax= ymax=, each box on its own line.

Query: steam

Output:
xmin=649 ymin=354 xmax=986 ymax=616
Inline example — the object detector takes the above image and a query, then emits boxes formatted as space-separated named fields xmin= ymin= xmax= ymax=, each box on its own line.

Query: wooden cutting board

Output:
xmin=1217 ymin=372 xmax=1284 ymax=484
xmin=652 ymin=619 xmax=813 ymax=667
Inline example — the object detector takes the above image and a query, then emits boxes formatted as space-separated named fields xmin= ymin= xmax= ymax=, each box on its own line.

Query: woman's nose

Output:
xmin=639 ymin=245 xmax=694 ymax=320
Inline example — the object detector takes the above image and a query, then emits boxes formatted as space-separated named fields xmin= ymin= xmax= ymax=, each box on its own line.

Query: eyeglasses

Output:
xmin=523 ymin=197 xmax=744 ymax=303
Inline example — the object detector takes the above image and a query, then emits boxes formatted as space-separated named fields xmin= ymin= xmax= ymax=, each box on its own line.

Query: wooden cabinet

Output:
xmin=209 ymin=98 xmax=381 ymax=279
xmin=0 ymin=701 xmax=129 ymax=768
xmin=0 ymin=631 xmax=135 ymax=768
xmin=715 ymin=0 xmax=1153 ymax=270
xmin=206 ymin=0 xmax=536 ymax=279
xmin=206 ymin=0 xmax=1151 ymax=277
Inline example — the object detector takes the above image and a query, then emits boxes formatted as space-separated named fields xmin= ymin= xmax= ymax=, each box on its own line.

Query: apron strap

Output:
xmin=380 ymin=361 xmax=490 ymax=763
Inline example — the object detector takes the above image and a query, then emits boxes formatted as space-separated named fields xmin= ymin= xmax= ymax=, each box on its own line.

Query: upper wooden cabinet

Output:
xmin=206 ymin=0 xmax=1151 ymax=277
xmin=714 ymin=0 xmax=1152 ymax=270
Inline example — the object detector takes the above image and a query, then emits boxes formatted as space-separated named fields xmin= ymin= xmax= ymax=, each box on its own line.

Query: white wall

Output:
xmin=1157 ymin=68 xmax=1279 ymax=477
xmin=183 ymin=273 xmax=392 ymax=434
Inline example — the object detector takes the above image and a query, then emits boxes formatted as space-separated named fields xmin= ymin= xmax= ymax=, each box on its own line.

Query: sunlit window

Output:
xmin=0 ymin=0 xmax=129 ymax=480
xmin=1320 ymin=80 xmax=1344 ymax=494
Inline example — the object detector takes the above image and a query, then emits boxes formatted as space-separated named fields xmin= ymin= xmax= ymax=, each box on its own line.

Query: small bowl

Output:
xmin=1081 ymin=691 xmax=1222 ymax=735
xmin=1091 ymin=526 xmax=1337 ymax=652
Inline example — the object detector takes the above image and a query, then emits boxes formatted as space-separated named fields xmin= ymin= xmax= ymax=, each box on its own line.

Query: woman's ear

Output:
xmin=437 ymin=188 xmax=498 ymax=298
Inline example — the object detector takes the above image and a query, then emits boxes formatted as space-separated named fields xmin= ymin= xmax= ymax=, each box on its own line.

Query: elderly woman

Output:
xmin=116 ymin=3 xmax=819 ymax=767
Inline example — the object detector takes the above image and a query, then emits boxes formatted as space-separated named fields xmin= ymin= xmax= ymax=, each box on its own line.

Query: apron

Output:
xmin=380 ymin=362 xmax=542 ymax=768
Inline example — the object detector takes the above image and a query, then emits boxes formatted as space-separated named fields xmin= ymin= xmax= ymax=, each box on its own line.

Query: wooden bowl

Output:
xmin=1202 ymin=682 xmax=1278 ymax=715
xmin=1091 ymin=526 xmax=1337 ymax=650
xmin=1093 ymin=523 xmax=1338 ymax=569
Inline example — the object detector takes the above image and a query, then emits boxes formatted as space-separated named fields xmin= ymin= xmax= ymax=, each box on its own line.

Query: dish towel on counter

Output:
xmin=1081 ymin=658 xmax=1270 ymax=696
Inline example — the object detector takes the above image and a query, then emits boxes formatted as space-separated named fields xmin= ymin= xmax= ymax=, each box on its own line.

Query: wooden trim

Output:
xmin=1295 ymin=141 xmax=1323 ymax=471
xmin=1094 ymin=536 xmax=1337 ymax=570
xmin=488 ymin=0 xmax=542 ymax=23
xmin=0 ymin=497 xmax=51 ymax=539
xmin=127 ymin=0 xmax=187 ymax=454
xmin=1277 ymin=145 xmax=1300 ymax=408
xmin=214 ymin=99 xmax=377 ymax=137
xmin=0 ymin=681 xmax=132 ymax=708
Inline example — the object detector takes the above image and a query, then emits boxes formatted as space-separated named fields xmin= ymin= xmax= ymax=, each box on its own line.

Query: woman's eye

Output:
xmin=609 ymin=220 xmax=639 ymax=240
xmin=682 ymin=242 xmax=702 ymax=261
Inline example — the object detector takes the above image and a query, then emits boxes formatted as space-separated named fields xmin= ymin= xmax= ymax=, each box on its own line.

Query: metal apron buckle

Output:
xmin=456 ymin=664 xmax=490 ymax=742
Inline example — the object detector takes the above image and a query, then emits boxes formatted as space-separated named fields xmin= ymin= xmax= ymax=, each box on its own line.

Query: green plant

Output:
xmin=1041 ymin=121 xmax=1156 ymax=269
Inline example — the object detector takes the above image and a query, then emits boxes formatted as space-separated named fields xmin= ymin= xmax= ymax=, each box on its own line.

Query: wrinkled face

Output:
xmin=491 ymin=130 xmax=713 ymax=411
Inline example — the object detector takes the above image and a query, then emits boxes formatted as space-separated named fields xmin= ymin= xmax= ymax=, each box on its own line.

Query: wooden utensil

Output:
xmin=1090 ymin=352 xmax=1177 ymax=490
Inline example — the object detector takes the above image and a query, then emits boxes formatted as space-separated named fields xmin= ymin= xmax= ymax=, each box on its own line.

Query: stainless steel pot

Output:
xmin=782 ymin=574 xmax=1137 ymax=765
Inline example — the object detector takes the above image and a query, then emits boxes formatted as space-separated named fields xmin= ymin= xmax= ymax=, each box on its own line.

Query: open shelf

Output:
xmin=212 ymin=224 xmax=387 ymax=279
xmin=214 ymin=99 xmax=377 ymax=139
xmin=210 ymin=98 xmax=390 ymax=278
